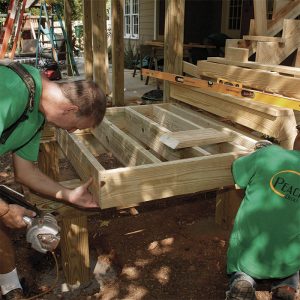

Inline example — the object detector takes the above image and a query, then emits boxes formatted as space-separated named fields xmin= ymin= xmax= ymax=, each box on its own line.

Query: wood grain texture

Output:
xmin=197 ymin=60 xmax=300 ymax=99
xmin=169 ymin=84 xmax=297 ymax=148
xmin=60 ymin=215 xmax=90 ymax=284
xmin=91 ymin=0 xmax=109 ymax=94
xmin=160 ymin=128 xmax=233 ymax=149
xmin=207 ymin=57 xmax=300 ymax=77
xmin=111 ymin=0 xmax=124 ymax=106
xmin=163 ymin=0 xmax=185 ymax=101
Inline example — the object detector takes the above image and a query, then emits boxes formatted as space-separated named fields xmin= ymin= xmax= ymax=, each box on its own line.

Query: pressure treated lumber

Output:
xmin=163 ymin=0 xmax=185 ymax=101
xmin=243 ymin=35 xmax=285 ymax=43
xmin=183 ymin=61 xmax=198 ymax=77
xmin=60 ymin=214 xmax=90 ymax=285
xmin=91 ymin=0 xmax=109 ymax=94
xmin=216 ymin=188 xmax=243 ymax=229
xmin=256 ymin=20 xmax=300 ymax=65
xmin=267 ymin=0 xmax=300 ymax=37
xmin=253 ymin=0 xmax=267 ymax=35
xmin=111 ymin=0 xmax=124 ymax=106
xmin=83 ymin=0 xmax=93 ymax=80
xmin=161 ymin=104 xmax=258 ymax=150
xmin=160 ymin=128 xmax=234 ymax=149
xmin=138 ymin=105 xmax=245 ymax=154
xmin=225 ymin=47 xmax=249 ymax=62
xmin=122 ymin=107 xmax=210 ymax=159
xmin=37 ymin=136 xmax=90 ymax=285
xmin=56 ymin=129 xmax=105 ymax=197
xmin=207 ymin=57 xmax=300 ymax=77
xmin=56 ymin=103 xmax=260 ymax=209
xmin=98 ymin=152 xmax=245 ymax=208
xmin=197 ymin=60 xmax=300 ymax=99
xmin=169 ymin=84 xmax=297 ymax=149
xmin=92 ymin=118 xmax=161 ymax=166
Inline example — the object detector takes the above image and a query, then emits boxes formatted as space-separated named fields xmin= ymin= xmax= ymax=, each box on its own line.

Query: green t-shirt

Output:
xmin=227 ymin=145 xmax=300 ymax=279
xmin=0 ymin=64 xmax=44 ymax=161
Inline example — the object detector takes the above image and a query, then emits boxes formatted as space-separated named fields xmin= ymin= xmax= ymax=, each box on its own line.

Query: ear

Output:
xmin=62 ymin=104 xmax=79 ymax=115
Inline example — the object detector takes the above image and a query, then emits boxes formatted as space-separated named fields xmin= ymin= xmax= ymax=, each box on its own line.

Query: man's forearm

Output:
xmin=12 ymin=154 xmax=71 ymax=202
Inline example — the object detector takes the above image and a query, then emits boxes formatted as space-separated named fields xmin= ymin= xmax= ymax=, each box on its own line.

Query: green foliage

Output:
xmin=124 ymin=38 xmax=138 ymax=69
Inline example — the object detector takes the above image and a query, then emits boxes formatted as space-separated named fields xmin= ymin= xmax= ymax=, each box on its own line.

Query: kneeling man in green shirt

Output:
xmin=226 ymin=128 xmax=300 ymax=300
xmin=0 ymin=62 xmax=106 ymax=299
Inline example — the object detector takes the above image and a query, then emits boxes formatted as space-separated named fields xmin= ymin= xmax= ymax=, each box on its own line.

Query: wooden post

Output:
xmin=112 ymin=0 xmax=124 ymax=106
xmin=83 ymin=0 xmax=93 ymax=80
xmin=253 ymin=0 xmax=267 ymax=35
xmin=60 ymin=214 xmax=90 ymax=285
xmin=64 ymin=0 xmax=73 ymax=76
xmin=91 ymin=0 xmax=109 ymax=95
xmin=38 ymin=142 xmax=60 ymax=181
xmin=163 ymin=0 xmax=185 ymax=102
xmin=38 ymin=127 xmax=90 ymax=285
xmin=38 ymin=124 xmax=60 ymax=181
xmin=215 ymin=188 xmax=243 ymax=230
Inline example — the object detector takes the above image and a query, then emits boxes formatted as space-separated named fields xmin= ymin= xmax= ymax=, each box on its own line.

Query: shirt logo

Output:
xmin=270 ymin=170 xmax=300 ymax=203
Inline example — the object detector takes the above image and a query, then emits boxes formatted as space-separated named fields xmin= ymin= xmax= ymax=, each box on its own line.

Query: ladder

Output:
xmin=35 ymin=0 xmax=79 ymax=76
xmin=0 ymin=0 xmax=27 ymax=59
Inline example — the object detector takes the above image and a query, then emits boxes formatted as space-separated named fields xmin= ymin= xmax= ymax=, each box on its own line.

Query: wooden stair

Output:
xmin=225 ymin=0 xmax=300 ymax=66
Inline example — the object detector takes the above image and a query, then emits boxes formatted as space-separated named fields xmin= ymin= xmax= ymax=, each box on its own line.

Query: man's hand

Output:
xmin=13 ymin=154 xmax=100 ymax=209
xmin=67 ymin=178 xmax=99 ymax=208
xmin=1 ymin=205 xmax=36 ymax=229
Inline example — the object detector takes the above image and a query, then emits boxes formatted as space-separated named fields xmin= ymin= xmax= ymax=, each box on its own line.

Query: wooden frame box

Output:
xmin=56 ymin=103 xmax=259 ymax=209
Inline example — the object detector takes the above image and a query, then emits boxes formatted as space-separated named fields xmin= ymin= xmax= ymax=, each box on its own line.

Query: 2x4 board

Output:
xmin=56 ymin=103 xmax=258 ymax=209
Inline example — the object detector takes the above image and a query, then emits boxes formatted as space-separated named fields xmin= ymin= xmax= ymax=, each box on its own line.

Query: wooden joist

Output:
xmin=56 ymin=104 xmax=258 ymax=209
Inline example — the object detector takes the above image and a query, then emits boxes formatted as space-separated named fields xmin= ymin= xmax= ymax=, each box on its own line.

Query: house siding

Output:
xmin=139 ymin=0 xmax=155 ymax=43
xmin=124 ymin=0 xmax=155 ymax=54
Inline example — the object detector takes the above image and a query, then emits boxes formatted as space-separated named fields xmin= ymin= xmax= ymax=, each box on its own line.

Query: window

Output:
xmin=228 ymin=0 xmax=242 ymax=30
xmin=124 ymin=0 xmax=139 ymax=39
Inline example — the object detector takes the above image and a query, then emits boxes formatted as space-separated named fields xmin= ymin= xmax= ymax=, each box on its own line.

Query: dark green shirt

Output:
xmin=227 ymin=145 xmax=300 ymax=279
xmin=0 ymin=64 xmax=44 ymax=161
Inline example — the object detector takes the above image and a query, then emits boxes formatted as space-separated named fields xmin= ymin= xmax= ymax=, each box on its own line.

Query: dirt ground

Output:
xmin=0 ymin=153 xmax=298 ymax=300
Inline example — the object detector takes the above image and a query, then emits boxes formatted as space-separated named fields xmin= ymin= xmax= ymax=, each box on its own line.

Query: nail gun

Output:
xmin=0 ymin=185 xmax=60 ymax=254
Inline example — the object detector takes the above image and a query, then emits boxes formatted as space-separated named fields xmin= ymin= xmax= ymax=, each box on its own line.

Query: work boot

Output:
xmin=272 ymin=286 xmax=296 ymax=300
xmin=2 ymin=288 xmax=24 ymax=300
xmin=225 ymin=279 xmax=257 ymax=300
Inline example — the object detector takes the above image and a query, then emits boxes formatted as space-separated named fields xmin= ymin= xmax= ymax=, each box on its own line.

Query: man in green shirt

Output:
xmin=0 ymin=63 xmax=106 ymax=299
xmin=226 ymin=128 xmax=300 ymax=300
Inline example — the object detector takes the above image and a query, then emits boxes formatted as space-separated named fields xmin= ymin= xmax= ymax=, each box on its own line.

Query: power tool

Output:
xmin=0 ymin=185 xmax=60 ymax=253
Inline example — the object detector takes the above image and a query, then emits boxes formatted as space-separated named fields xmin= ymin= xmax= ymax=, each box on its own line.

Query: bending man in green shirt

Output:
xmin=226 ymin=129 xmax=300 ymax=300
xmin=0 ymin=63 xmax=106 ymax=299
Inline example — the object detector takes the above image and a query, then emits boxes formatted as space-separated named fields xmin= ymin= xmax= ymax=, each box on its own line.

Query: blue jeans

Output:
xmin=229 ymin=271 xmax=299 ymax=291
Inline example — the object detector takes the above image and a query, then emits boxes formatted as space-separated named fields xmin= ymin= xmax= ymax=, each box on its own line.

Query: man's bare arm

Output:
xmin=12 ymin=153 xmax=99 ymax=208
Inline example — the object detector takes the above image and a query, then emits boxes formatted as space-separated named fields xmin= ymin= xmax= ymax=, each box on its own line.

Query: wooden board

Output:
xmin=160 ymin=128 xmax=234 ymax=149
xmin=169 ymin=84 xmax=297 ymax=149
xmin=56 ymin=104 xmax=258 ymax=209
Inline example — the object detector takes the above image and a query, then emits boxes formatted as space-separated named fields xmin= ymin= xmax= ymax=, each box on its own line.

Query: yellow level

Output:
xmin=142 ymin=69 xmax=300 ymax=111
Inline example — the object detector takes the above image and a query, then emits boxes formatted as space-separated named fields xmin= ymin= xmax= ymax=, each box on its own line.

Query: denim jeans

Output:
xmin=229 ymin=271 xmax=299 ymax=291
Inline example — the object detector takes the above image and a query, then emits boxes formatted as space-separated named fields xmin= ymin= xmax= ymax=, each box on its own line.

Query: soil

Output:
xmin=0 ymin=153 xmax=298 ymax=300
